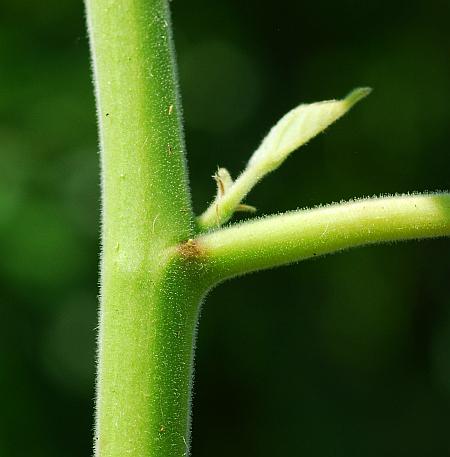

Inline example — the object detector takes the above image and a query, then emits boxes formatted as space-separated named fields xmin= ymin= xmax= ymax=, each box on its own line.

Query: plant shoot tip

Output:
xmin=345 ymin=87 xmax=372 ymax=107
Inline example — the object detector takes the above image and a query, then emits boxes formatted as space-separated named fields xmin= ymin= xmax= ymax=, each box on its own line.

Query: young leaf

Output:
xmin=248 ymin=87 xmax=372 ymax=173
xmin=197 ymin=87 xmax=371 ymax=231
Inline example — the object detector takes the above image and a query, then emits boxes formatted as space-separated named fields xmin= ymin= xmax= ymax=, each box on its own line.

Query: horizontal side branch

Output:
xmin=196 ymin=193 xmax=450 ymax=282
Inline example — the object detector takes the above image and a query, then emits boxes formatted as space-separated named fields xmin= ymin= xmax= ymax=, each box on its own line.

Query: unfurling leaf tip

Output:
xmin=344 ymin=87 xmax=372 ymax=108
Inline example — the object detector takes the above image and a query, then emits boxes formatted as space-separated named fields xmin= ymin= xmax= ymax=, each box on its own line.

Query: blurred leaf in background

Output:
xmin=1 ymin=0 xmax=449 ymax=456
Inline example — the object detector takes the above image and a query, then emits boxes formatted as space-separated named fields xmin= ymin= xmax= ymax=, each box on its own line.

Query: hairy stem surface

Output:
xmin=85 ymin=1 xmax=201 ymax=456
xmin=86 ymin=1 xmax=450 ymax=456
xmin=198 ymin=193 xmax=450 ymax=281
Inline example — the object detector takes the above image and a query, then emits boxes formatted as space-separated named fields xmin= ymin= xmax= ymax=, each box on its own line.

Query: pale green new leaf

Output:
xmin=248 ymin=87 xmax=372 ymax=173
xmin=197 ymin=87 xmax=371 ymax=231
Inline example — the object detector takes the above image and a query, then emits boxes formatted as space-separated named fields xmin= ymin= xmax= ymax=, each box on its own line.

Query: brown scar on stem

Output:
xmin=177 ymin=238 xmax=204 ymax=259
xmin=168 ymin=104 xmax=173 ymax=115
xmin=168 ymin=144 xmax=173 ymax=154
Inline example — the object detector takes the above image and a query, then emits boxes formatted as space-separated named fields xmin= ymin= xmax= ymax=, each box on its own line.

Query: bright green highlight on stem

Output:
xmin=196 ymin=193 xmax=450 ymax=282
xmin=197 ymin=87 xmax=371 ymax=231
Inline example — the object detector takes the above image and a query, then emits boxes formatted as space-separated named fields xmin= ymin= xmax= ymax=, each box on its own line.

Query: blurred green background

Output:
xmin=1 ymin=0 xmax=449 ymax=455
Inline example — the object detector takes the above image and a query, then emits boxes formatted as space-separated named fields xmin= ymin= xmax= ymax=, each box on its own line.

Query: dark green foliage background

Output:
xmin=1 ymin=1 xmax=449 ymax=455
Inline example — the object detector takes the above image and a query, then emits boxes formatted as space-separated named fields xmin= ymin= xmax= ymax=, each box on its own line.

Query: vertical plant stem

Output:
xmin=85 ymin=0 xmax=201 ymax=455
xmin=85 ymin=1 xmax=450 ymax=455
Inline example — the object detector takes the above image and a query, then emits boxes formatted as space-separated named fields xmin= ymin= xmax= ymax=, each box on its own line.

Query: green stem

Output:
xmin=85 ymin=0 xmax=450 ymax=455
xmin=85 ymin=0 xmax=201 ymax=456
xmin=197 ymin=193 xmax=450 ymax=281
